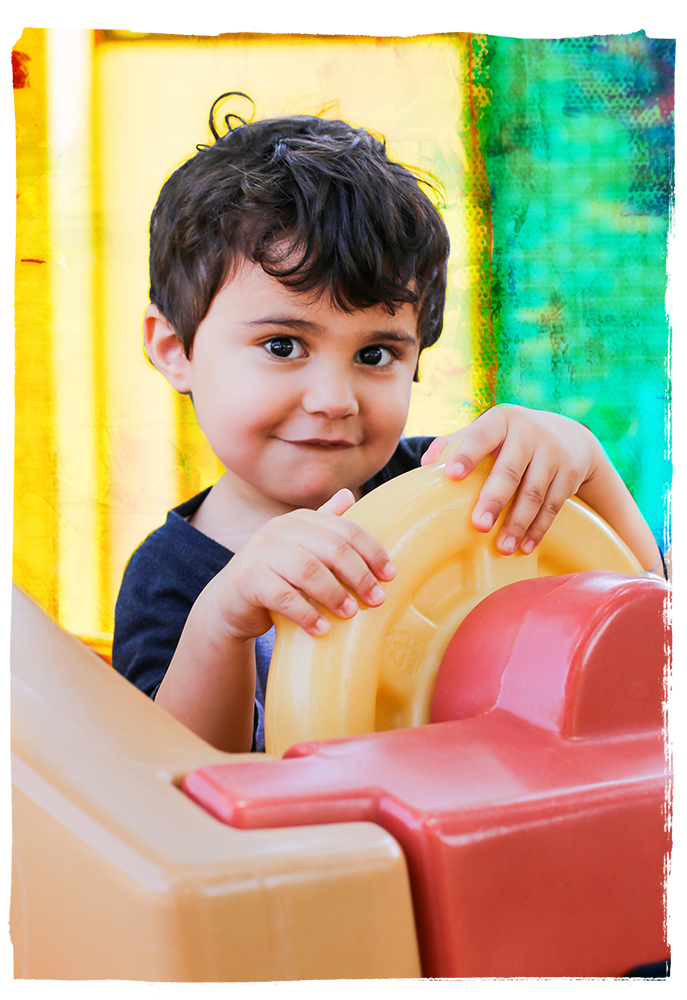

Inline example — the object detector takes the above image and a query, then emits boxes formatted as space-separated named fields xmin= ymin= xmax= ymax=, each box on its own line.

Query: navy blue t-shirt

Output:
xmin=113 ymin=436 xmax=433 ymax=751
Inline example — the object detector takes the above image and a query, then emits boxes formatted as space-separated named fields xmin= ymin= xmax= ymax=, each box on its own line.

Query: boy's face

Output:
xmin=154 ymin=263 xmax=421 ymax=512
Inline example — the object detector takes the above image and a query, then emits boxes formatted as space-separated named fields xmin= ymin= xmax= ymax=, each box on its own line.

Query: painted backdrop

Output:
xmin=13 ymin=28 xmax=673 ymax=648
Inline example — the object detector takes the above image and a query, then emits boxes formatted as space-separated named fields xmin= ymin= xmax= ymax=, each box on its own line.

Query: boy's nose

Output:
xmin=301 ymin=368 xmax=359 ymax=419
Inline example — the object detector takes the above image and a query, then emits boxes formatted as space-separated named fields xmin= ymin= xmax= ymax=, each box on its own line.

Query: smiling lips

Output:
xmin=282 ymin=438 xmax=358 ymax=449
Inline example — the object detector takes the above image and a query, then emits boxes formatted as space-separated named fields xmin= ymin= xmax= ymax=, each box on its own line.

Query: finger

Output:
xmin=492 ymin=452 xmax=579 ymax=554
xmin=283 ymin=510 xmax=395 ymax=584
xmin=256 ymin=542 xmax=359 ymax=627
xmin=421 ymin=436 xmax=450 ymax=466
xmin=511 ymin=471 xmax=580 ymax=554
xmin=470 ymin=440 xmax=533 ymax=534
xmin=489 ymin=456 xmax=556 ymax=553
xmin=262 ymin=577 xmax=333 ymax=636
xmin=260 ymin=524 xmax=388 ymax=615
xmin=318 ymin=529 xmax=391 ymax=606
xmin=443 ymin=410 xmax=508 ymax=480
xmin=291 ymin=526 xmax=391 ymax=607
xmin=318 ymin=488 xmax=356 ymax=516
xmin=422 ymin=427 xmax=474 ymax=468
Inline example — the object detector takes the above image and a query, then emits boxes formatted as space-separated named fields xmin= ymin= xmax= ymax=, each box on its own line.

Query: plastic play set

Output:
xmin=10 ymin=456 xmax=671 ymax=980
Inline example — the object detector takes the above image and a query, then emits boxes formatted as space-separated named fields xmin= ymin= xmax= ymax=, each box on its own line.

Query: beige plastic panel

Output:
xmin=10 ymin=587 xmax=421 ymax=981
xmin=266 ymin=456 xmax=643 ymax=757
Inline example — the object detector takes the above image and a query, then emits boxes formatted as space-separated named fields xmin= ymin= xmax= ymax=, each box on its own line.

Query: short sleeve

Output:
xmin=113 ymin=497 xmax=233 ymax=699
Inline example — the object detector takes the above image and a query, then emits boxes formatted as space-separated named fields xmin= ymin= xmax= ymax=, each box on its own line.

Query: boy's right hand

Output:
xmin=207 ymin=489 xmax=396 ymax=641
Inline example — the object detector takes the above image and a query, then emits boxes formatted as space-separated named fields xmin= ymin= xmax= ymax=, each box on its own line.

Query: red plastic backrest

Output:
xmin=431 ymin=572 xmax=670 ymax=737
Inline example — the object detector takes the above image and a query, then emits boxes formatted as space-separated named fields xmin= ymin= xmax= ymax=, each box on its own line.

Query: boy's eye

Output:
xmin=266 ymin=337 xmax=304 ymax=359
xmin=357 ymin=345 xmax=394 ymax=367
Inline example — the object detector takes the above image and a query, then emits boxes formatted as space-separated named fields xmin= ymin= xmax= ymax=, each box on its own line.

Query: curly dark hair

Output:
xmin=149 ymin=112 xmax=450 ymax=360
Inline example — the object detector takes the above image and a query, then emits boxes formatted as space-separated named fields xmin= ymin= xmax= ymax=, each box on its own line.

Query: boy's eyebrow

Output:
xmin=244 ymin=316 xmax=322 ymax=331
xmin=244 ymin=316 xmax=418 ymax=344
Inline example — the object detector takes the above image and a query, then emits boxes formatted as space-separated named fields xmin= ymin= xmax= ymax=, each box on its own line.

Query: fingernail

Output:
xmin=380 ymin=561 xmax=396 ymax=580
xmin=341 ymin=595 xmax=357 ymax=617
xmin=447 ymin=461 xmax=467 ymax=479
xmin=313 ymin=617 xmax=330 ymax=634
xmin=521 ymin=539 xmax=536 ymax=554
xmin=478 ymin=511 xmax=495 ymax=530
xmin=501 ymin=536 xmax=517 ymax=554
xmin=369 ymin=584 xmax=385 ymax=605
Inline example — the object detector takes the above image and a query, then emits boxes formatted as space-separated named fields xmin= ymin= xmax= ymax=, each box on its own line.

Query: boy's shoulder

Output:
xmin=118 ymin=487 xmax=232 ymax=605
xmin=113 ymin=487 xmax=235 ymax=688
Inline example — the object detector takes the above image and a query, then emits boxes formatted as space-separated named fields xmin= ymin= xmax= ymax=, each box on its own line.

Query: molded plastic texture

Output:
xmin=184 ymin=572 xmax=671 ymax=978
xmin=265 ymin=456 xmax=643 ymax=757
xmin=11 ymin=587 xmax=421 ymax=981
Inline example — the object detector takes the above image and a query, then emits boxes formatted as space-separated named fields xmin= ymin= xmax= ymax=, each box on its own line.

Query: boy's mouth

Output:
xmin=281 ymin=438 xmax=357 ymax=449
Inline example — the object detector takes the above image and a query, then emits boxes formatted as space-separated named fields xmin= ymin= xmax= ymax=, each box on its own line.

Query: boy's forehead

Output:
xmin=216 ymin=262 xmax=421 ymax=339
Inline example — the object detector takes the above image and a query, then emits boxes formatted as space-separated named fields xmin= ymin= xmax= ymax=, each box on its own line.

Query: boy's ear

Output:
xmin=143 ymin=304 xmax=192 ymax=393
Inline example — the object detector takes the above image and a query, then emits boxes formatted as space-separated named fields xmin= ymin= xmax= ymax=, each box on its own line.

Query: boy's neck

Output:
xmin=189 ymin=472 xmax=297 ymax=551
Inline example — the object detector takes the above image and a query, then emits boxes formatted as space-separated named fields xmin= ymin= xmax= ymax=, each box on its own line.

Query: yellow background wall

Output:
xmin=14 ymin=28 xmax=483 ymax=643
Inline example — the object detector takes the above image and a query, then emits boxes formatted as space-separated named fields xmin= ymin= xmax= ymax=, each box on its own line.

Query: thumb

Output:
xmin=318 ymin=488 xmax=356 ymax=516
xmin=421 ymin=436 xmax=449 ymax=466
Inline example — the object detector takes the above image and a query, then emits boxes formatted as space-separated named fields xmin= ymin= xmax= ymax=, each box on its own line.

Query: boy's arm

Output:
xmin=573 ymin=462 xmax=663 ymax=575
xmin=421 ymin=405 xmax=662 ymax=572
xmin=154 ymin=590 xmax=258 ymax=753
xmin=155 ymin=490 xmax=395 ymax=752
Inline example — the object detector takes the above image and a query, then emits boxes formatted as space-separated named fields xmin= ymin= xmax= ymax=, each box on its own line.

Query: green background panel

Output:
xmin=478 ymin=32 xmax=673 ymax=549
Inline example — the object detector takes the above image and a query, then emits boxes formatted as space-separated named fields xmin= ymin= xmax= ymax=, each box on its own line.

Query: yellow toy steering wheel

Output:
xmin=264 ymin=453 xmax=643 ymax=758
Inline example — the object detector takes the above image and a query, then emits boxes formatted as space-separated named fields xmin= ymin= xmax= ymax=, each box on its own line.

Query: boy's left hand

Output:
xmin=421 ymin=404 xmax=602 ymax=556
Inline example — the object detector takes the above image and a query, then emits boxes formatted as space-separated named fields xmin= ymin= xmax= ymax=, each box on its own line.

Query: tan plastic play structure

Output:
xmin=11 ymin=458 xmax=653 ymax=980
xmin=11 ymin=586 xmax=421 ymax=980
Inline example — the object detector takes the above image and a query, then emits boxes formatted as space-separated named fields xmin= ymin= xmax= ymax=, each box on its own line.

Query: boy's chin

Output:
xmin=276 ymin=476 xmax=361 ymax=511
xmin=284 ymin=487 xmax=352 ymax=511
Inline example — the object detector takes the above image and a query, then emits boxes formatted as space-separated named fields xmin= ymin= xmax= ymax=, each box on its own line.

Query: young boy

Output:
xmin=113 ymin=113 xmax=662 ymax=754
